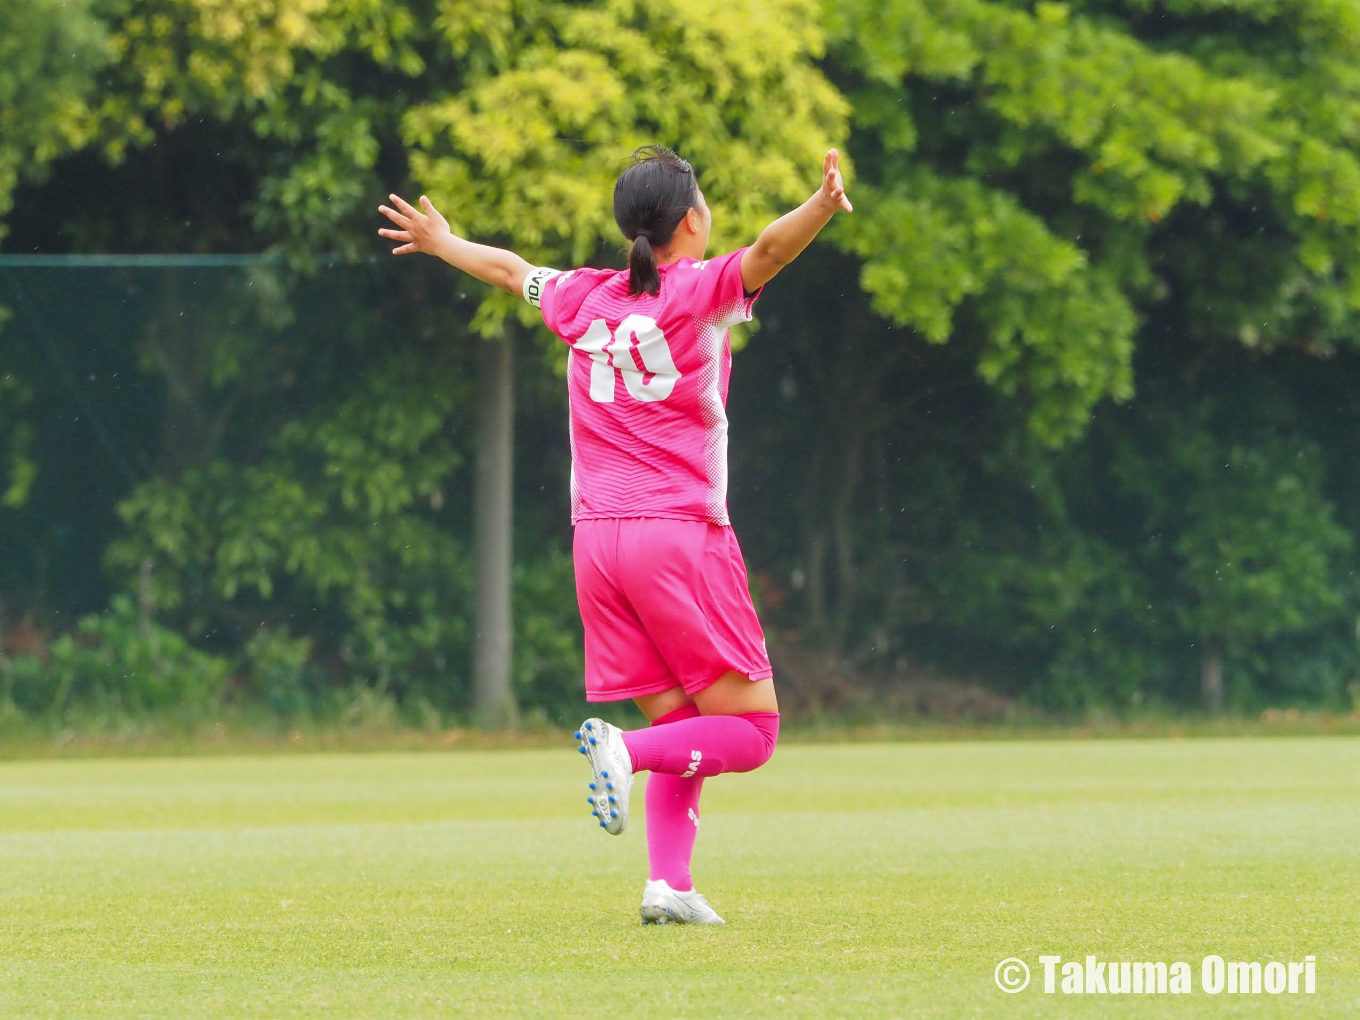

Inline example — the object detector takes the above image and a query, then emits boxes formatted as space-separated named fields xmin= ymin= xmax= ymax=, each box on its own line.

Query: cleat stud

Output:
xmin=601 ymin=771 xmax=608 ymax=778
xmin=584 ymin=722 xmax=593 ymax=730
xmin=599 ymin=821 xmax=606 ymax=828
xmin=589 ymin=737 xmax=596 ymax=745
xmin=589 ymin=782 xmax=596 ymax=790
xmin=587 ymin=797 xmax=594 ymax=804
xmin=573 ymin=731 xmax=581 ymax=739
xmin=608 ymin=796 xmax=616 ymax=804
xmin=578 ymin=746 xmax=586 ymax=754
xmin=611 ymin=810 xmax=618 ymax=818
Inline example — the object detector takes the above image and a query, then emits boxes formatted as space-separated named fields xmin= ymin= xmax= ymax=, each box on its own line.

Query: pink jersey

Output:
xmin=524 ymin=250 xmax=760 ymax=525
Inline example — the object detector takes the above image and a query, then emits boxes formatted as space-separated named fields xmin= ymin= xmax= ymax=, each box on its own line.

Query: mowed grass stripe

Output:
xmin=2 ymin=739 xmax=1357 ymax=1019
xmin=3 ymin=739 xmax=1354 ymax=830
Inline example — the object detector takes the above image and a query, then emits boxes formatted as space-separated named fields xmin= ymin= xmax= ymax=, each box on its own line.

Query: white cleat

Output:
xmin=639 ymin=879 xmax=725 ymax=925
xmin=575 ymin=717 xmax=634 ymax=835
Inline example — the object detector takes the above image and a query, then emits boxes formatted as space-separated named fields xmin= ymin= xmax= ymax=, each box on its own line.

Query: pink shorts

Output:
xmin=573 ymin=517 xmax=773 ymax=703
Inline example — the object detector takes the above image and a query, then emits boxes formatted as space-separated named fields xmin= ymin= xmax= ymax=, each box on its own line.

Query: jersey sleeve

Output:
xmin=685 ymin=248 xmax=761 ymax=327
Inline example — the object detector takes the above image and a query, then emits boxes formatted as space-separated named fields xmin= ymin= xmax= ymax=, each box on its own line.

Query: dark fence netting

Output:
xmin=0 ymin=257 xmax=581 ymax=730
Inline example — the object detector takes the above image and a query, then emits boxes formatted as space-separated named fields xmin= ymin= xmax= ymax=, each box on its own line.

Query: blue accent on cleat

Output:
xmin=599 ymin=821 xmax=606 ymax=828
xmin=573 ymin=731 xmax=581 ymax=739
xmin=589 ymin=782 xmax=596 ymax=790
xmin=606 ymin=782 xmax=613 ymax=790
xmin=611 ymin=810 xmax=618 ymax=818
xmin=578 ymin=747 xmax=586 ymax=754
xmin=609 ymin=796 xmax=616 ymax=804
xmin=588 ymin=797 xmax=594 ymax=804
xmin=589 ymin=737 xmax=596 ymax=745
xmin=585 ymin=722 xmax=593 ymax=730
xmin=601 ymin=771 xmax=608 ymax=778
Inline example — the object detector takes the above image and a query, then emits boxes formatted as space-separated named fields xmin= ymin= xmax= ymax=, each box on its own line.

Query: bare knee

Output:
xmin=634 ymin=686 xmax=694 ymax=723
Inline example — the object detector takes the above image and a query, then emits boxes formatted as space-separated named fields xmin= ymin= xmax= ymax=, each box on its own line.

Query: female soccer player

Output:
xmin=379 ymin=146 xmax=851 ymax=924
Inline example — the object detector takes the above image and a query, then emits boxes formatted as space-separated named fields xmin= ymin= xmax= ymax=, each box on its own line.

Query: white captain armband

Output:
xmin=522 ymin=267 xmax=562 ymax=309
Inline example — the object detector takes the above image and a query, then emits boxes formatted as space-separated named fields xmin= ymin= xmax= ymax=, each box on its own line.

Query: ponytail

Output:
xmin=628 ymin=231 xmax=661 ymax=296
xmin=614 ymin=145 xmax=700 ymax=298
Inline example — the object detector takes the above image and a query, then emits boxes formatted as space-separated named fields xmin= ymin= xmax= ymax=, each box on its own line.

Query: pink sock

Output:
xmin=644 ymin=704 xmax=704 ymax=892
xmin=622 ymin=711 xmax=780 ymax=777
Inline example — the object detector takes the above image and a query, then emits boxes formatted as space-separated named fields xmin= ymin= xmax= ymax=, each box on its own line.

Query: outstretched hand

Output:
xmin=378 ymin=194 xmax=452 ymax=256
xmin=820 ymin=149 xmax=853 ymax=213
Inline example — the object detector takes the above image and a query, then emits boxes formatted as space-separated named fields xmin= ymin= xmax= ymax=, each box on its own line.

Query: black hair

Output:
xmin=613 ymin=145 xmax=700 ymax=297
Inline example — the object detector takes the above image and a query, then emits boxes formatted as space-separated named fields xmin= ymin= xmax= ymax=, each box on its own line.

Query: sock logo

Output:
xmin=687 ymin=807 xmax=700 ymax=828
xmin=681 ymin=750 xmax=702 ymax=778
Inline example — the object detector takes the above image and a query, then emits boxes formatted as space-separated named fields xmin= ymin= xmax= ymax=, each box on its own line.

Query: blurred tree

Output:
xmin=1106 ymin=379 xmax=1352 ymax=712
xmin=0 ymin=0 xmax=107 ymax=240
xmin=0 ymin=356 xmax=33 ymax=512
xmin=107 ymin=349 xmax=475 ymax=707
xmin=394 ymin=0 xmax=849 ymax=724
xmin=828 ymin=0 xmax=1360 ymax=379
xmin=0 ymin=0 xmax=109 ymax=616
xmin=3 ymin=0 xmax=848 ymax=725
xmin=910 ymin=361 xmax=1355 ymax=712
xmin=738 ymin=0 xmax=1360 ymax=708
xmin=7 ymin=0 xmax=1360 ymax=723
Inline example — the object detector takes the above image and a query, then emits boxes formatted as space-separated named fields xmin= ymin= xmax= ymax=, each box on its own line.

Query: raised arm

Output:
xmin=378 ymin=194 xmax=534 ymax=296
xmin=739 ymin=149 xmax=853 ymax=294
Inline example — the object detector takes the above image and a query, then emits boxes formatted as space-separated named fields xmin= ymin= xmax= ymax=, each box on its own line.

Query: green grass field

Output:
xmin=2 ymin=738 xmax=1357 ymax=1018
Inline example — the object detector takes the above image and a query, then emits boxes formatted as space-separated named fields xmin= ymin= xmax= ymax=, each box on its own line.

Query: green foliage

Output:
xmin=243 ymin=626 xmax=320 ymax=716
xmin=1261 ymin=625 xmax=1360 ymax=710
xmin=906 ymin=372 xmax=1358 ymax=710
xmin=66 ymin=0 xmax=845 ymax=270
xmin=59 ymin=0 xmax=429 ymax=256
xmin=0 ymin=0 xmax=107 ymax=526
xmin=935 ymin=522 xmax=1159 ymax=711
xmin=512 ymin=544 xmax=585 ymax=724
xmin=404 ymin=0 xmax=849 ymax=331
xmin=1161 ymin=433 xmax=1351 ymax=646
xmin=2 ymin=0 xmax=850 ymax=724
xmin=836 ymin=169 xmax=1135 ymax=442
xmin=719 ymin=0 xmax=1360 ymax=710
xmin=106 ymin=358 xmax=473 ymax=706
xmin=0 ymin=0 xmax=108 ymax=239
xmin=9 ymin=0 xmax=1360 ymax=724
xmin=826 ymin=0 xmax=1360 ymax=441
xmin=0 ymin=365 xmax=35 ymax=509
xmin=0 ymin=595 xmax=231 ymax=721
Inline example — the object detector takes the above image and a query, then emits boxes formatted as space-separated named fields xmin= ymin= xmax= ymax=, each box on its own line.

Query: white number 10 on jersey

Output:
xmin=574 ymin=315 xmax=680 ymax=403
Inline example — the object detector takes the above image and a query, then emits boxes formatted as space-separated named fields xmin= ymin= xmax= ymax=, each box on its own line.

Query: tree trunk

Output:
xmin=1200 ymin=639 xmax=1224 ymax=714
xmin=472 ymin=328 xmax=517 ymax=728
